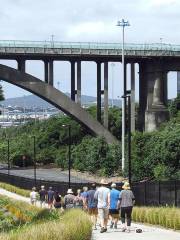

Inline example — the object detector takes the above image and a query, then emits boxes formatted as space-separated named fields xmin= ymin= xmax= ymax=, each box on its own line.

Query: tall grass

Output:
xmin=0 ymin=209 xmax=92 ymax=240
xmin=0 ymin=182 xmax=30 ymax=197
xmin=132 ymin=206 xmax=180 ymax=230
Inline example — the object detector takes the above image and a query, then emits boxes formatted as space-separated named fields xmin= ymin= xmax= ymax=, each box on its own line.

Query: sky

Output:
xmin=0 ymin=0 xmax=179 ymax=100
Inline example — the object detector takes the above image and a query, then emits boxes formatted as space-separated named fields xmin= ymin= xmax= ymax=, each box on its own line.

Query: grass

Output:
xmin=0 ymin=209 xmax=92 ymax=240
xmin=0 ymin=194 xmax=92 ymax=240
xmin=132 ymin=206 xmax=180 ymax=230
xmin=0 ymin=182 xmax=30 ymax=197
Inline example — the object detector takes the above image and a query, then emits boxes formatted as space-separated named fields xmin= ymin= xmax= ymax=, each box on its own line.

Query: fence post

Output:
xmin=158 ymin=181 xmax=161 ymax=205
xmin=144 ymin=182 xmax=147 ymax=205
xmin=175 ymin=180 xmax=177 ymax=207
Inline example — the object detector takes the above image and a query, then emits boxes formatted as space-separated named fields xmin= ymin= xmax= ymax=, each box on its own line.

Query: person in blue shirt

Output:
xmin=109 ymin=183 xmax=121 ymax=229
xmin=86 ymin=183 xmax=98 ymax=230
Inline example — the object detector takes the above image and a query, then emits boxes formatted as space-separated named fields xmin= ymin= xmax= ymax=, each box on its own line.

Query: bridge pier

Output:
xmin=139 ymin=60 xmax=169 ymax=131
xmin=71 ymin=61 xmax=76 ymax=101
xmin=97 ymin=62 xmax=102 ymax=122
xmin=131 ymin=63 xmax=135 ymax=132
xmin=104 ymin=62 xmax=108 ymax=129
xmin=48 ymin=60 xmax=54 ymax=86
xmin=76 ymin=61 xmax=81 ymax=105
xmin=17 ymin=59 xmax=26 ymax=72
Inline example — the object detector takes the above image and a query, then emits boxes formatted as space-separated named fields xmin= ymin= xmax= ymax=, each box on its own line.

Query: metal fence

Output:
xmin=0 ymin=172 xmax=179 ymax=207
xmin=132 ymin=181 xmax=180 ymax=207
xmin=0 ymin=172 xmax=91 ymax=196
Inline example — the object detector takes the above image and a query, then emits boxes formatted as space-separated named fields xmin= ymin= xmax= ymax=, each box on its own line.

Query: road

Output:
xmin=0 ymin=167 xmax=91 ymax=183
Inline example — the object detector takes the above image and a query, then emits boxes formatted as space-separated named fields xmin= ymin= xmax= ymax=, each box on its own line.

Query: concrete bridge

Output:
xmin=0 ymin=40 xmax=180 ymax=139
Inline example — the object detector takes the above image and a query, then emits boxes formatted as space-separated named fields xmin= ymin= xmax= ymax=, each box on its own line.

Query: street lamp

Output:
xmin=32 ymin=136 xmax=37 ymax=186
xmin=117 ymin=19 xmax=130 ymax=171
xmin=122 ymin=90 xmax=131 ymax=184
xmin=7 ymin=138 xmax=10 ymax=176
xmin=62 ymin=124 xmax=71 ymax=188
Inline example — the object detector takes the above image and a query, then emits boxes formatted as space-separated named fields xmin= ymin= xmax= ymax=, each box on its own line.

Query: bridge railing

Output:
xmin=0 ymin=40 xmax=180 ymax=52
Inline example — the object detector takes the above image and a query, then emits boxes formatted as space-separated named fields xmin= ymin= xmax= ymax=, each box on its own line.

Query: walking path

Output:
xmin=92 ymin=223 xmax=180 ymax=240
xmin=0 ymin=188 xmax=179 ymax=240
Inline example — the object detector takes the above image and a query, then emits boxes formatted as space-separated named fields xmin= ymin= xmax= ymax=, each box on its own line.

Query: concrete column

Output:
xmin=104 ymin=62 xmax=108 ymax=129
xmin=71 ymin=61 xmax=75 ymax=101
xmin=138 ymin=62 xmax=147 ymax=131
xmin=77 ymin=61 xmax=81 ymax=105
xmin=17 ymin=59 xmax=26 ymax=72
xmin=131 ymin=63 xmax=135 ymax=132
xmin=177 ymin=72 xmax=180 ymax=95
xmin=145 ymin=60 xmax=169 ymax=131
xmin=44 ymin=60 xmax=49 ymax=83
xmin=48 ymin=60 xmax=54 ymax=86
xmin=97 ymin=62 xmax=101 ymax=122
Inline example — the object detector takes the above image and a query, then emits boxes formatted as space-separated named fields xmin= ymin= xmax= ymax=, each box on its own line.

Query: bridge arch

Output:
xmin=0 ymin=64 xmax=117 ymax=144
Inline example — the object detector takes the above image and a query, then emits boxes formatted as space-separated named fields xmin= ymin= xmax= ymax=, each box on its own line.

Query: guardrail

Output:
xmin=0 ymin=40 xmax=179 ymax=52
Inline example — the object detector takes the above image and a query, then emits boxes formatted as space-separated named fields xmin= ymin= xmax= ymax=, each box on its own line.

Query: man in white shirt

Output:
xmin=94 ymin=179 xmax=110 ymax=233
xmin=30 ymin=187 xmax=38 ymax=206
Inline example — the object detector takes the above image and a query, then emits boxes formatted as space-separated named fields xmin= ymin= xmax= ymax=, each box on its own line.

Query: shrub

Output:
xmin=132 ymin=207 xmax=180 ymax=230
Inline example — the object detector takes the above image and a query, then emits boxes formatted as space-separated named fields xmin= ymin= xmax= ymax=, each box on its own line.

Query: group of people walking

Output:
xmin=30 ymin=179 xmax=135 ymax=233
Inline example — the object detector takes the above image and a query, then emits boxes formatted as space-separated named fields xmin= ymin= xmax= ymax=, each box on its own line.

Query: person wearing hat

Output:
xmin=117 ymin=182 xmax=135 ymax=233
xmin=64 ymin=189 xmax=75 ymax=209
xmin=94 ymin=179 xmax=110 ymax=233
xmin=39 ymin=185 xmax=47 ymax=208
xmin=109 ymin=183 xmax=121 ymax=229
xmin=30 ymin=187 xmax=38 ymax=206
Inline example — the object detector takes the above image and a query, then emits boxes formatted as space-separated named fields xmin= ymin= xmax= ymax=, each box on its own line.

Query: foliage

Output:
xmin=72 ymin=137 xmax=121 ymax=176
xmin=132 ymin=206 xmax=180 ymax=230
xmin=0 ymin=209 xmax=92 ymax=240
xmin=168 ymin=93 xmax=180 ymax=117
xmin=0 ymin=183 xmax=30 ymax=197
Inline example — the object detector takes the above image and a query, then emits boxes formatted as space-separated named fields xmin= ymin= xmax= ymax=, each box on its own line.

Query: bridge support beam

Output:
xmin=77 ymin=61 xmax=81 ymax=105
xmin=44 ymin=60 xmax=49 ymax=83
xmin=71 ymin=61 xmax=76 ymax=101
xmin=138 ymin=62 xmax=147 ymax=131
xmin=97 ymin=62 xmax=101 ymax=122
xmin=48 ymin=60 xmax=54 ymax=86
xmin=142 ymin=60 xmax=169 ymax=131
xmin=131 ymin=63 xmax=135 ymax=132
xmin=17 ymin=59 xmax=26 ymax=72
xmin=104 ymin=62 xmax=108 ymax=129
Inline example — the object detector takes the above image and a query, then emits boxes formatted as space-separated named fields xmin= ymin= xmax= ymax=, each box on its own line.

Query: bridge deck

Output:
xmin=0 ymin=41 xmax=180 ymax=58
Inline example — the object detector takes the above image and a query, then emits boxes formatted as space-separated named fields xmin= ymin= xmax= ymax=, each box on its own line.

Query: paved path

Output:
xmin=0 ymin=188 xmax=180 ymax=240
xmin=92 ymin=222 xmax=180 ymax=240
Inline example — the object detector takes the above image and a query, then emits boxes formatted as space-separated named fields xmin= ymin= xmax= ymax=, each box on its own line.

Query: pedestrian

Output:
xmin=53 ymin=191 xmax=62 ymax=210
xmin=94 ymin=179 xmax=110 ymax=233
xmin=47 ymin=186 xmax=55 ymax=209
xmin=64 ymin=189 xmax=75 ymax=209
xmin=73 ymin=189 xmax=83 ymax=209
xmin=39 ymin=185 xmax=47 ymax=208
xmin=109 ymin=183 xmax=120 ymax=229
xmin=30 ymin=187 xmax=38 ymax=206
xmin=86 ymin=183 xmax=98 ymax=230
xmin=81 ymin=186 xmax=88 ymax=210
xmin=117 ymin=182 xmax=135 ymax=233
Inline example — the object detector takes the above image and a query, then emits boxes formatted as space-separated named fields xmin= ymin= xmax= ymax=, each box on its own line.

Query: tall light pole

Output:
xmin=122 ymin=91 xmax=131 ymax=184
xmin=32 ymin=136 xmax=36 ymax=186
xmin=111 ymin=63 xmax=115 ymax=107
xmin=117 ymin=19 xmax=130 ymax=171
xmin=62 ymin=124 xmax=71 ymax=188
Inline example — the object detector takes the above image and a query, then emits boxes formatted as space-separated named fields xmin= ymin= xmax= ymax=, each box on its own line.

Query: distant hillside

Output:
xmin=1 ymin=94 xmax=121 ymax=108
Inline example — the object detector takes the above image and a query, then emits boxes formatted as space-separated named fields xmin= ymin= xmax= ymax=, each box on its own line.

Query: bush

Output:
xmin=132 ymin=207 xmax=180 ymax=230
xmin=0 ymin=209 xmax=92 ymax=240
